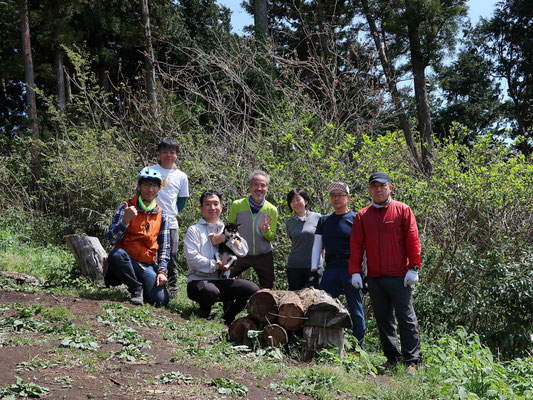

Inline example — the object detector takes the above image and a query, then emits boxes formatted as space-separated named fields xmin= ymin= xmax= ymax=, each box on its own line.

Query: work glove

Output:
xmin=351 ymin=273 xmax=363 ymax=289
xmin=404 ymin=269 xmax=419 ymax=287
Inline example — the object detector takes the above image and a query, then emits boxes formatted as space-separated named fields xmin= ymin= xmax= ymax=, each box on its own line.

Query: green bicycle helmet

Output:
xmin=137 ymin=167 xmax=162 ymax=185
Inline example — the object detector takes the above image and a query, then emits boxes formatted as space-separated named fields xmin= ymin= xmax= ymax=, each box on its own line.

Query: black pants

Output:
xmin=187 ymin=278 xmax=259 ymax=324
xmin=367 ymin=276 xmax=421 ymax=365
xmin=229 ymin=252 xmax=274 ymax=289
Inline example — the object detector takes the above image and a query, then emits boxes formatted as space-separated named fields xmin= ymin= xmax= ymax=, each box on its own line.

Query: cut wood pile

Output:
xmin=228 ymin=288 xmax=352 ymax=360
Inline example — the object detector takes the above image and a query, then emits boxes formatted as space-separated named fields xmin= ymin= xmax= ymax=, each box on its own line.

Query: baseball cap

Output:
xmin=326 ymin=181 xmax=350 ymax=194
xmin=368 ymin=172 xmax=391 ymax=184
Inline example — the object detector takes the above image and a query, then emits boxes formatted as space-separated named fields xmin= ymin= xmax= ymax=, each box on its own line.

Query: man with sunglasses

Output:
xmin=311 ymin=181 xmax=366 ymax=348
xmin=105 ymin=167 xmax=170 ymax=307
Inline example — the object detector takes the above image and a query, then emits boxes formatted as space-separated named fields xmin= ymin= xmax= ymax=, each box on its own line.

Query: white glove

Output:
xmin=351 ymin=273 xmax=363 ymax=289
xmin=404 ymin=269 xmax=419 ymax=287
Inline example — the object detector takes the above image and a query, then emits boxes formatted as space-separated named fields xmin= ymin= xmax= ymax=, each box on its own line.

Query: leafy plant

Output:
xmin=156 ymin=371 xmax=194 ymax=385
xmin=0 ymin=376 xmax=49 ymax=398
xmin=208 ymin=377 xmax=248 ymax=397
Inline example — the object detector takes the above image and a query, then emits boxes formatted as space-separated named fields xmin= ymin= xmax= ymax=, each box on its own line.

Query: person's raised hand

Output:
xmin=261 ymin=215 xmax=272 ymax=233
xmin=122 ymin=201 xmax=138 ymax=225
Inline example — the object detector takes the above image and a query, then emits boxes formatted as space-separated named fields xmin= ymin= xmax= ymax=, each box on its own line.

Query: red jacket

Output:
xmin=349 ymin=200 xmax=421 ymax=277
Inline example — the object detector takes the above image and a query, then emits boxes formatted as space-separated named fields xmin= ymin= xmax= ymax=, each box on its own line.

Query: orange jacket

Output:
xmin=115 ymin=195 xmax=163 ymax=264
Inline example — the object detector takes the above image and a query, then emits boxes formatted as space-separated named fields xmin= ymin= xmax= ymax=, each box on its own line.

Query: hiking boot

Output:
xmin=376 ymin=361 xmax=397 ymax=374
xmin=130 ymin=286 xmax=144 ymax=306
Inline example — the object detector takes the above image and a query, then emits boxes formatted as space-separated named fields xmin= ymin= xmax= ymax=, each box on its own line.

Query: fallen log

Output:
xmin=64 ymin=234 xmax=106 ymax=286
xmin=247 ymin=289 xmax=278 ymax=323
xmin=263 ymin=324 xmax=288 ymax=347
xmin=228 ymin=317 xmax=258 ymax=345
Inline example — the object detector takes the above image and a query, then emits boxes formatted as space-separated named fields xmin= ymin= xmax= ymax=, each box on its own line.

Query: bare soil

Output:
xmin=0 ymin=289 xmax=313 ymax=400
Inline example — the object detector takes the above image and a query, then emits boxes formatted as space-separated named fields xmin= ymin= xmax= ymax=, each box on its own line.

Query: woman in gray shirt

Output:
xmin=284 ymin=188 xmax=322 ymax=290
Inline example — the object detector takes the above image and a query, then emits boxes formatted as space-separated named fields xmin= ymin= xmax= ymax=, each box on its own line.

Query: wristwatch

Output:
xmin=409 ymin=265 xmax=419 ymax=271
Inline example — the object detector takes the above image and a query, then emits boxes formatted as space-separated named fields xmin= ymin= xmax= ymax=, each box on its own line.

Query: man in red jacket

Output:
xmin=349 ymin=172 xmax=421 ymax=374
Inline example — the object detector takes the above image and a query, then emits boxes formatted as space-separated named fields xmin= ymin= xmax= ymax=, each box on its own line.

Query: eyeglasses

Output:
xmin=329 ymin=193 xmax=348 ymax=198
xmin=141 ymin=182 xmax=160 ymax=189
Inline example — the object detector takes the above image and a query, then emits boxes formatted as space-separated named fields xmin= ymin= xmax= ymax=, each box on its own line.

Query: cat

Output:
xmin=215 ymin=222 xmax=242 ymax=270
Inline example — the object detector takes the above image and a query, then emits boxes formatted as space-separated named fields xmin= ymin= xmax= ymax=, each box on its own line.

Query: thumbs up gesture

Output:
xmin=122 ymin=201 xmax=138 ymax=225
xmin=261 ymin=214 xmax=272 ymax=233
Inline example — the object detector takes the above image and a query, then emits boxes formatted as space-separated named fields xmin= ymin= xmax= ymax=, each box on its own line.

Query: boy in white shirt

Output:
xmin=150 ymin=138 xmax=189 ymax=295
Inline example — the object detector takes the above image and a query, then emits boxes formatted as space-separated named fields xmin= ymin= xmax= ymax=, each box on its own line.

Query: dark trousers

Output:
xmin=167 ymin=229 xmax=179 ymax=288
xmin=229 ymin=252 xmax=274 ymax=289
xmin=107 ymin=248 xmax=169 ymax=307
xmin=319 ymin=268 xmax=366 ymax=347
xmin=367 ymin=276 xmax=421 ymax=365
xmin=187 ymin=278 xmax=259 ymax=324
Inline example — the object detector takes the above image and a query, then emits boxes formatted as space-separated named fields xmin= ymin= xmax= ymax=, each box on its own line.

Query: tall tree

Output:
xmin=20 ymin=0 xmax=41 ymax=187
xmin=357 ymin=0 xmax=468 ymax=173
xmin=140 ymin=0 xmax=157 ymax=112
xmin=433 ymin=33 xmax=505 ymax=140
xmin=478 ymin=0 xmax=532 ymax=156
xmin=253 ymin=0 xmax=268 ymax=42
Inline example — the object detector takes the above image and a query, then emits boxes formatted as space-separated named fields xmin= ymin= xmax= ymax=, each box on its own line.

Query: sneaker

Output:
xmin=130 ymin=286 xmax=144 ymax=306
xmin=407 ymin=364 xmax=417 ymax=375
xmin=376 ymin=361 xmax=397 ymax=374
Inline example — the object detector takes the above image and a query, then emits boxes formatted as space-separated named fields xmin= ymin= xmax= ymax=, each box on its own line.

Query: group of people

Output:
xmin=104 ymin=138 xmax=422 ymax=373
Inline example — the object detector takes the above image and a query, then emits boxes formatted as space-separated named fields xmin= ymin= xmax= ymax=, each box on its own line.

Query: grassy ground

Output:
xmin=1 ymin=216 xmax=531 ymax=399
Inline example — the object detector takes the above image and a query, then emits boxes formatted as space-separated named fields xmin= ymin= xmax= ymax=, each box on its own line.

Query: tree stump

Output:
xmin=228 ymin=317 xmax=258 ymax=345
xmin=302 ymin=326 xmax=345 ymax=361
xmin=247 ymin=289 xmax=278 ymax=323
xmin=263 ymin=324 xmax=288 ymax=347
xmin=64 ymin=234 xmax=106 ymax=286
xmin=276 ymin=290 xmax=306 ymax=332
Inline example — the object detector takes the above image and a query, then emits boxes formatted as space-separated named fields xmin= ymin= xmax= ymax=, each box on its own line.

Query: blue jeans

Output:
xmin=107 ymin=248 xmax=169 ymax=307
xmin=320 ymin=268 xmax=366 ymax=347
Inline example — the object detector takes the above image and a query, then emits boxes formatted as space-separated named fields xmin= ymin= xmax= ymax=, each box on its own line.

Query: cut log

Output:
xmin=298 ymin=287 xmax=345 ymax=312
xmin=0 ymin=271 xmax=40 ymax=285
xmin=263 ymin=324 xmax=288 ymax=347
xmin=276 ymin=290 xmax=306 ymax=332
xmin=247 ymin=289 xmax=278 ymax=323
xmin=228 ymin=317 xmax=258 ymax=345
xmin=302 ymin=326 xmax=345 ymax=361
xmin=64 ymin=234 xmax=106 ymax=286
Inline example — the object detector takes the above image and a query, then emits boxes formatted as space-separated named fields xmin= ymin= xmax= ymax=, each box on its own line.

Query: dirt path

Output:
xmin=0 ymin=290 xmax=312 ymax=399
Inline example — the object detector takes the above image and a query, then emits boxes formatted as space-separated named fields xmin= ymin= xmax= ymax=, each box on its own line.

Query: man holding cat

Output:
xmin=228 ymin=170 xmax=278 ymax=289
xmin=183 ymin=190 xmax=259 ymax=325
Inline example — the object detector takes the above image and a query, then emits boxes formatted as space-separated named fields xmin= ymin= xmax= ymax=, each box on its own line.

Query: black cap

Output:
xmin=368 ymin=172 xmax=391 ymax=184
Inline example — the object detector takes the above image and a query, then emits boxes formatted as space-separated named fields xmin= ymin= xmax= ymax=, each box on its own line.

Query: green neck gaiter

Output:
xmin=138 ymin=197 xmax=156 ymax=212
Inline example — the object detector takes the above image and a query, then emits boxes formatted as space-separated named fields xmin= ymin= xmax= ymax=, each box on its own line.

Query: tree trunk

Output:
xmin=20 ymin=0 xmax=41 ymax=189
xmin=140 ymin=0 xmax=157 ymax=112
xmin=64 ymin=234 xmax=106 ymax=286
xmin=361 ymin=0 xmax=425 ymax=173
xmin=253 ymin=0 xmax=268 ymax=43
xmin=55 ymin=47 xmax=65 ymax=112
xmin=405 ymin=0 xmax=434 ymax=173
